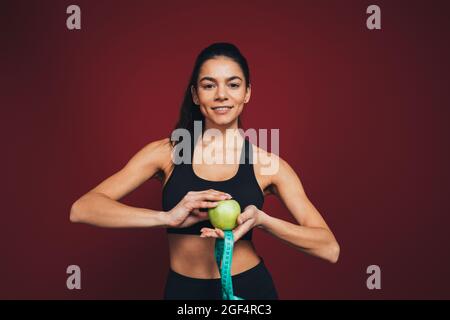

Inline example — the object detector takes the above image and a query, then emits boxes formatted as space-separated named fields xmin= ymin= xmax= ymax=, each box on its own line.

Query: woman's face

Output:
xmin=192 ymin=56 xmax=251 ymax=128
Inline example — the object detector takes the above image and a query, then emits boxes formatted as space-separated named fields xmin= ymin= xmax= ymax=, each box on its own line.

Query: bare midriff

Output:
xmin=167 ymin=233 xmax=261 ymax=279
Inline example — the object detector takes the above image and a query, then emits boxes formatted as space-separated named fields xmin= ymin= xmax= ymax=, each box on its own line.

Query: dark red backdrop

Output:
xmin=2 ymin=0 xmax=449 ymax=299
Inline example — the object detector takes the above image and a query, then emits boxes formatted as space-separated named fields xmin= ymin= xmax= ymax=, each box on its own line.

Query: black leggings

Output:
xmin=163 ymin=257 xmax=278 ymax=300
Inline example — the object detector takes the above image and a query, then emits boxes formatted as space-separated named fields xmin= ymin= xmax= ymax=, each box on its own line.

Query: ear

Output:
xmin=191 ymin=85 xmax=199 ymax=105
xmin=244 ymin=84 xmax=251 ymax=103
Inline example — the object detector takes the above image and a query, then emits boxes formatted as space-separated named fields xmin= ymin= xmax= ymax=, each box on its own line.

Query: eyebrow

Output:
xmin=199 ymin=76 xmax=243 ymax=82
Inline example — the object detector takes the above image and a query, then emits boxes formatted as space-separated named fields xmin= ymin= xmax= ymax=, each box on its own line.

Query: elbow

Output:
xmin=70 ymin=201 xmax=84 ymax=223
xmin=327 ymin=241 xmax=340 ymax=264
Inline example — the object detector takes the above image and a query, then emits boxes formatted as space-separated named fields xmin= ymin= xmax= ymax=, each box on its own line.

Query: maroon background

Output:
xmin=1 ymin=0 xmax=449 ymax=299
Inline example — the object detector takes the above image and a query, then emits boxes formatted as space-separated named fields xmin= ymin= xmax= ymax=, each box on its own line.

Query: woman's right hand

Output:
xmin=166 ymin=189 xmax=232 ymax=228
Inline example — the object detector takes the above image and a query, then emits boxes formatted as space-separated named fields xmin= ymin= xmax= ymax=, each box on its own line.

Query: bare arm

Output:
xmin=70 ymin=138 xmax=172 ymax=228
xmin=260 ymin=156 xmax=340 ymax=263
xmin=199 ymin=151 xmax=340 ymax=263
xmin=70 ymin=192 xmax=169 ymax=228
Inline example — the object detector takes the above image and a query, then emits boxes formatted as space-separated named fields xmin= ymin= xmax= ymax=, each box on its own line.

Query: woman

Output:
xmin=70 ymin=42 xmax=340 ymax=300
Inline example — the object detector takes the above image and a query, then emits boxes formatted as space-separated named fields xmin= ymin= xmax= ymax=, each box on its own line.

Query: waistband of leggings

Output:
xmin=168 ymin=256 xmax=266 ymax=282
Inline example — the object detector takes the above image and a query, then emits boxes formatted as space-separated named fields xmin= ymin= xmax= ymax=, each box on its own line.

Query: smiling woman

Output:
xmin=172 ymin=43 xmax=251 ymax=139
xmin=191 ymin=58 xmax=249 ymax=127
xmin=196 ymin=72 xmax=246 ymax=115
xmin=70 ymin=42 xmax=339 ymax=300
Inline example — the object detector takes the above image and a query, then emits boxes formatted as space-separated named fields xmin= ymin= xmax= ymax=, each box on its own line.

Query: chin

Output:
xmin=210 ymin=117 xmax=236 ymax=127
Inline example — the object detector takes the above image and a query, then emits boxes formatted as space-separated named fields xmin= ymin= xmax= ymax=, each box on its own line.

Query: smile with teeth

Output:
xmin=211 ymin=106 xmax=233 ymax=111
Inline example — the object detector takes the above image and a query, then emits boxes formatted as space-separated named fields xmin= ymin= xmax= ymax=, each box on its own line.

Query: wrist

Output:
xmin=257 ymin=210 xmax=270 ymax=229
xmin=157 ymin=211 xmax=171 ymax=228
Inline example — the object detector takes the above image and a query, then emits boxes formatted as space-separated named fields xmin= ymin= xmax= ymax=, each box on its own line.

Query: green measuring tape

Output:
xmin=214 ymin=231 xmax=244 ymax=300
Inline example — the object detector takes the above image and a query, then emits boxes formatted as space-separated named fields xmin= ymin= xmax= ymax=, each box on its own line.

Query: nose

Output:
xmin=214 ymin=84 xmax=228 ymax=101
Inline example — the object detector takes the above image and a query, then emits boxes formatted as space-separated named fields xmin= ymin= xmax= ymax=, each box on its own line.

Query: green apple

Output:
xmin=208 ymin=199 xmax=241 ymax=230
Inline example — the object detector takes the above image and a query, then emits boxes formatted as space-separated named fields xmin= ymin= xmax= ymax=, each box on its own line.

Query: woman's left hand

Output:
xmin=200 ymin=205 xmax=268 ymax=242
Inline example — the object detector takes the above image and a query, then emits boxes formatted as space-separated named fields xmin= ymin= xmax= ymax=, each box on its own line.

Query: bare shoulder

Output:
xmin=121 ymin=137 xmax=173 ymax=177
xmin=134 ymin=137 xmax=173 ymax=170
xmin=251 ymin=143 xmax=287 ymax=176
xmin=84 ymin=137 xmax=173 ymax=200
xmin=143 ymin=137 xmax=173 ymax=158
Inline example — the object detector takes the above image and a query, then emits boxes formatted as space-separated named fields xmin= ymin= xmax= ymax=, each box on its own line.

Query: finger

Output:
xmin=193 ymin=189 xmax=222 ymax=195
xmin=184 ymin=190 xmax=226 ymax=201
xmin=238 ymin=206 xmax=258 ymax=224
xmin=185 ymin=200 xmax=218 ymax=211
xmin=191 ymin=200 xmax=220 ymax=209
xmin=200 ymin=228 xmax=225 ymax=239
xmin=200 ymin=230 xmax=220 ymax=238
xmin=197 ymin=214 xmax=209 ymax=222
xmin=194 ymin=212 xmax=209 ymax=221
xmin=191 ymin=209 xmax=208 ymax=217
xmin=215 ymin=228 xmax=225 ymax=238
xmin=204 ymin=189 xmax=232 ymax=197
xmin=193 ymin=192 xmax=231 ymax=202
xmin=177 ymin=216 xmax=196 ymax=228
xmin=182 ymin=214 xmax=208 ymax=227
xmin=200 ymin=189 xmax=232 ymax=198
xmin=192 ymin=207 xmax=212 ymax=214
xmin=233 ymin=218 xmax=255 ymax=241
xmin=237 ymin=211 xmax=253 ymax=225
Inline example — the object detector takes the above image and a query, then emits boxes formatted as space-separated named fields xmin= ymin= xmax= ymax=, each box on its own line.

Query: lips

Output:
xmin=211 ymin=106 xmax=233 ymax=110
xmin=211 ymin=106 xmax=233 ymax=115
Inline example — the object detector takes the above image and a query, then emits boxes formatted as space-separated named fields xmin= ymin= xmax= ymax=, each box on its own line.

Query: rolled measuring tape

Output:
xmin=214 ymin=231 xmax=244 ymax=300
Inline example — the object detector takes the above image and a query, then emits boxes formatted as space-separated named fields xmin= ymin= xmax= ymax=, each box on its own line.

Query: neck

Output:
xmin=202 ymin=119 xmax=244 ymax=147
xmin=204 ymin=119 xmax=239 ymax=135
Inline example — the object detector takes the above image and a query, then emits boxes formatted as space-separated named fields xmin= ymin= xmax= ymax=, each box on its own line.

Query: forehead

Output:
xmin=198 ymin=57 xmax=244 ymax=79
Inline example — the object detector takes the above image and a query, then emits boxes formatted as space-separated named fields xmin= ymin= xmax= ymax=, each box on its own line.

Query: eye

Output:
xmin=229 ymin=83 xmax=240 ymax=88
xmin=202 ymin=84 xmax=215 ymax=89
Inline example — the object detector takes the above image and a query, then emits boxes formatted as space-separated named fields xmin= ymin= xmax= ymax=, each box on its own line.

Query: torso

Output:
xmin=166 ymin=234 xmax=261 ymax=278
xmin=157 ymin=138 xmax=274 ymax=279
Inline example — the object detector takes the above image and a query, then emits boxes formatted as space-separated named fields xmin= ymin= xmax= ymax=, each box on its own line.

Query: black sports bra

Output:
xmin=162 ymin=135 xmax=264 ymax=241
